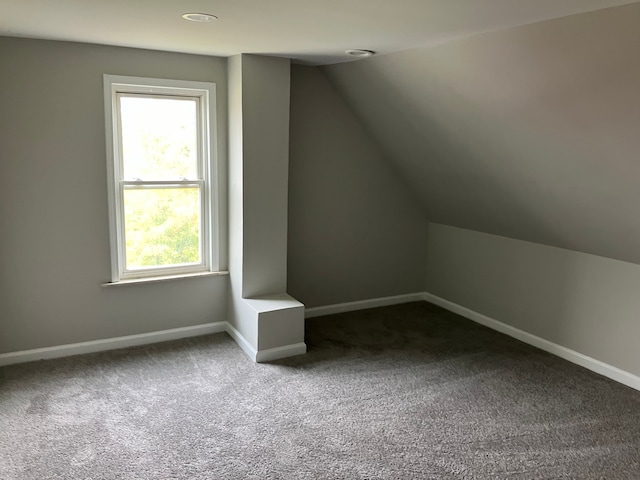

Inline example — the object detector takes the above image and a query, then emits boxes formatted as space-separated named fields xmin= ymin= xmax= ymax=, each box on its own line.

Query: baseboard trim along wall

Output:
xmin=225 ymin=322 xmax=258 ymax=360
xmin=4 ymin=292 xmax=638 ymax=391
xmin=0 ymin=321 xmax=308 ymax=367
xmin=0 ymin=322 xmax=228 ymax=367
xmin=226 ymin=322 xmax=307 ymax=363
xmin=305 ymin=292 xmax=426 ymax=318
xmin=422 ymin=292 xmax=640 ymax=392
xmin=256 ymin=343 xmax=307 ymax=363
xmin=303 ymin=291 xmax=640 ymax=392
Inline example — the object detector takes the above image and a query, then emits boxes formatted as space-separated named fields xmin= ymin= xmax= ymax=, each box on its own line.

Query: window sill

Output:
xmin=101 ymin=270 xmax=229 ymax=288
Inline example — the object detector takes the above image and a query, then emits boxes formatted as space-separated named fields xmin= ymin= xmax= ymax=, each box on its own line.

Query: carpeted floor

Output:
xmin=1 ymin=301 xmax=639 ymax=479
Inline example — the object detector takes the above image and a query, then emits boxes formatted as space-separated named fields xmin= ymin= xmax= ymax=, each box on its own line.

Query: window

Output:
xmin=104 ymin=75 xmax=218 ymax=282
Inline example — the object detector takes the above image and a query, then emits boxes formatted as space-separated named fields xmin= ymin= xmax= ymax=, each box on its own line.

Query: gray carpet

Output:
xmin=1 ymin=301 xmax=639 ymax=479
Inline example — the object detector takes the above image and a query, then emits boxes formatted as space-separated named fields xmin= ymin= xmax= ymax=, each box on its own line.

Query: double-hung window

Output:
xmin=104 ymin=75 xmax=218 ymax=282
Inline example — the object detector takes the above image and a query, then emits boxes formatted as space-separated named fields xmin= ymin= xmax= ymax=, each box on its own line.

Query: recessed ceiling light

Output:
xmin=345 ymin=49 xmax=375 ymax=58
xmin=182 ymin=13 xmax=218 ymax=23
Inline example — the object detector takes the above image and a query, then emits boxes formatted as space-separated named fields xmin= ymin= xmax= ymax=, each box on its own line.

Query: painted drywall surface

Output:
xmin=426 ymin=223 xmax=640 ymax=377
xmin=227 ymin=55 xmax=304 ymax=354
xmin=287 ymin=66 xmax=428 ymax=308
xmin=226 ymin=55 xmax=255 ymax=346
xmin=0 ymin=37 xmax=228 ymax=354
xmin=241 ymin=55 xmax=291 ymax=299
xmin=324 ymin=2 xmax=640 ymax=265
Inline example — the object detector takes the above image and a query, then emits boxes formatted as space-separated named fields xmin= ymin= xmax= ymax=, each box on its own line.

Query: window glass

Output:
xmin=123 ymin=186 xmax=201 ymax=269
xmin=120 ymin=95 xmax=198 ymax=180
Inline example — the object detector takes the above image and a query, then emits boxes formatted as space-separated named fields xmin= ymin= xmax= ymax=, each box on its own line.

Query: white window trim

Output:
xmin=103 ymin=74 xmax=220 ymax=283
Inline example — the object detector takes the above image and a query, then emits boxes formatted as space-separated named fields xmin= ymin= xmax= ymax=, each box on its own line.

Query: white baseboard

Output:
xmin=1 ymin=319 xmax=305 ymax=367
xmin=225 ymin=323 xmax=307 ymax=363
xmin=225 ymin=322 xmax=257 ymax=360
xmin=422 ymin=292 xmax=640 ymax=392
xmin=256 ymin=343 xmax=307 ymax=363
xmin=0 ymin=322 xmax=227 ymax=367
xmin=305 ymin=292 xmax=425 ymax=318
xmin=5 ymin=292 xmax=638 ymax=392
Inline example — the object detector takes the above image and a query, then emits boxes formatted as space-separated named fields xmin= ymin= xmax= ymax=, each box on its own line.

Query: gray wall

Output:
xmin=0 ymin=37 xmax=228 ymax=354
xmin=240 ymin=55 xmax=291 ymax=299
xmin=227 ymin=54 xmax=302 ymax=354
xmin=319 ymin=3 xmax=640 ymax=378
xmin=287 ymin=66 xmax=428 ymax=307
xmin=324 ymin=2 xmax=640 ymax=265
xmin=426 ymin=223 xmax=640 ymax=378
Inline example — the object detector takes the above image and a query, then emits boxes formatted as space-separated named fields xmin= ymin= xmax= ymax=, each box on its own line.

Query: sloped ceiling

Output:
xmin=323 ymin=2 xmax=640 ymax=264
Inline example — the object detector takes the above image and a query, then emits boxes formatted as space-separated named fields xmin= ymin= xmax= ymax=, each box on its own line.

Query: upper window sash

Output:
xmin=115 ymin=92 xmax=204 ymax=183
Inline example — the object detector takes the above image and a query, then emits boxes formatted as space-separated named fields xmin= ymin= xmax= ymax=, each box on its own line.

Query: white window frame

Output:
xmin=104 ymin=75 xmax=219 ymax=282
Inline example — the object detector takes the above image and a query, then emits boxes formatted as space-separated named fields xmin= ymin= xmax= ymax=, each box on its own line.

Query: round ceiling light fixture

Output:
xmin=182 ymin=12 xmax=218 ymax=23
xmin=345 ymin=49 xmax=375 ymax=58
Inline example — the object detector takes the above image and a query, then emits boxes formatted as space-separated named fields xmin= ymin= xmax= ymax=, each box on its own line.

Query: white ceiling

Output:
xmin=1 ymin=0 xmax=638 ymax=65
